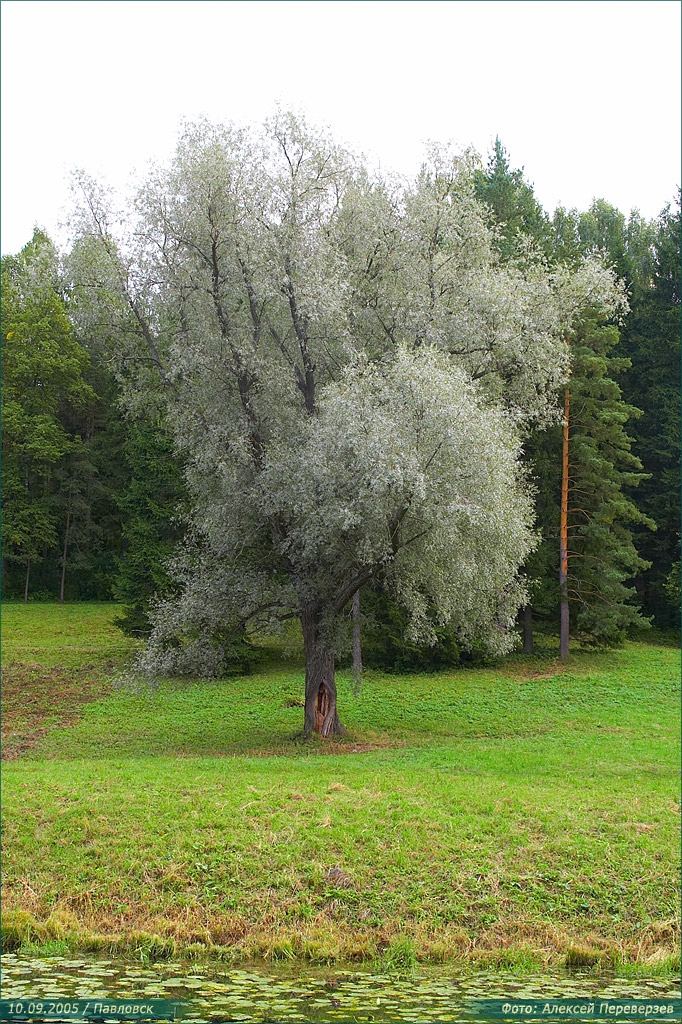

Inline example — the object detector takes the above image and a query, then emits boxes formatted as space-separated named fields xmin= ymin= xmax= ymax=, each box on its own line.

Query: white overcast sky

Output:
xmin=2 ymin=0 xmax=680 ymax=255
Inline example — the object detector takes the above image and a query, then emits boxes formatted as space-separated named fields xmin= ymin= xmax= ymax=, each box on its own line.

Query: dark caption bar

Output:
xmin=0 ymin=999 xmax=184 ymax=1022
xmin=469 ymin=999 xmax=682 ymax=1022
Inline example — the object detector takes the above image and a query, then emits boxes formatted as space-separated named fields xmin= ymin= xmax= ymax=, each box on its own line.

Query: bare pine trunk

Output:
xmin=352 ymin=590 xmax=362 ymax=674
xmin=523 ymin=605 xmax=534 ymax=654
xmin=60 ymin=510 xmax=71 ymax=604
xmin=560 ymin=384 xmax=570 ymax=661
xmin=24 ymin=560 xmax=30 ymax=604
xmin=301 ymin=605 xmax=345 ymax=737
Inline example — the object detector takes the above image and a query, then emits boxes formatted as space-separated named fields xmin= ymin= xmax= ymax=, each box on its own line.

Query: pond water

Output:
xmin=1 ymin=954 xmax=679 ymax=1022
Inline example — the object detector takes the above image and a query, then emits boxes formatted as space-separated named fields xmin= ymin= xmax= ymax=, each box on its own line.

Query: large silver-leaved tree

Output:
xmin=69 ymin=113 xmax=623 ymax=736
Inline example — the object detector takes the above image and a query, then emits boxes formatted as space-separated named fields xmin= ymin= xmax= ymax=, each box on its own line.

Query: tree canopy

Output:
xmin=1 ymin=231 xmax=95 ymax=598
xmin=66 ymin=114 xmax=624 ymax=734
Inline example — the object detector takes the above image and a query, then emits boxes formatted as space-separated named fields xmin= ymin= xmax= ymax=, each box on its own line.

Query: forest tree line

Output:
xmin=2 ymin=140 xmax=679 ymax=665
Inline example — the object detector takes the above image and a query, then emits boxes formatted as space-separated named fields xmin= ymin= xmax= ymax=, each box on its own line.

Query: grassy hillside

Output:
xmin=1 ymin=602 xmax=680 ymax=970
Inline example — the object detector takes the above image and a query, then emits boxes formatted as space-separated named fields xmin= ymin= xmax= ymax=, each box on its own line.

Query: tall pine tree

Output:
xmin=476 ymin=145 xmax=652 ymax=646
xmin=526 ymin=313 xmax=653 ymax=645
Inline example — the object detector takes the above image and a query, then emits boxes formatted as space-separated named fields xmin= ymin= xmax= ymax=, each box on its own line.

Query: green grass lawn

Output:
xmin=1 ymin=602 xmax=680 ymax=970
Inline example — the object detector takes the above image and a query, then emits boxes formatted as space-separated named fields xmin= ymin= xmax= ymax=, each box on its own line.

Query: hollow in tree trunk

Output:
xmin=301 ymin=605 xmax=345 ymax=737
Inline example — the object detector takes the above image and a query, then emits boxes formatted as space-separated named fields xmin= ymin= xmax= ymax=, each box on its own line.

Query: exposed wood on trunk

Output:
xmin=301 ymin=605 xmax=345 ymax=737
xmin=560 ymin=384 xmax=570 ymax=661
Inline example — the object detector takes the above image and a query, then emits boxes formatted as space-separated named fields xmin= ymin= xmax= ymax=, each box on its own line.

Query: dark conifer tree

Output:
xmin=618 ymin=196 xmax=681 ymax=623
xmin=474 ymin=137 xmax=553 ymax=259
xmin=113 ymin=420 xmax=186 ymax=634
xmin=571 ymin=195 xmax=680 ymax=625
xmin=526 ymin=314 xmax=653 ymax=645
xmin=476 ymin=146 xmax=653 ymax=647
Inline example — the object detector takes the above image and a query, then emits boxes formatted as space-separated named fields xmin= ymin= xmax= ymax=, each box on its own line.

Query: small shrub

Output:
xmin=382 ymin=935 xmax=417 ymax=971
xmin=565 ymin=944 xmax=600 ymax=967
xmin=1 ymin=910 xmax=44 ymax=951
xmin=19 ymin=938 xmax=70 ymax=956
xmin=360 ymin=589 xmax=463 ymax=672
xmin=128 ymin=931 xmax=176 ymax=960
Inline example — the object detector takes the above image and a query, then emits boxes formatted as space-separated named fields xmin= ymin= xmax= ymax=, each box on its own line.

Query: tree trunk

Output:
xmin=301 ymin=605 xmax=345 ymax=737
xmin=24 ymin=560 xmax=30 ymax=604
xmin=522 ymin=605 xmax=534 ymax=654
xmin=352 ymin=590 xmax=362 ymax=674
xmin=560 ymin=384 xmax=570 ymax=661
xmin=60 ymin=510 xmax=71 ymax=604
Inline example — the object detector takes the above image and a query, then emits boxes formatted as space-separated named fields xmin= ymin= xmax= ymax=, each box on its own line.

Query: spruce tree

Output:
xmin=476 ymin=146 xmax=652 ymax=647
xmin=474 ymin=137 xmax=552 ymax=259
xmin=573 ymin=195 xmax=680 ymax=625
xmin=113 ymin=419 xmax=186 ymax=634
xmin=526 ymin=313 xmax=653 ymax=645
xmin=619 ymin=197 xmax=681 ymax=624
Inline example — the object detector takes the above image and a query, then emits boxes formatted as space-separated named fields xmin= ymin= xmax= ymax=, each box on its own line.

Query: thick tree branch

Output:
xmin=283 ymin=255 xmax=316 ymax=414
xmin=208 ymin=235 xmax=264 ymax=469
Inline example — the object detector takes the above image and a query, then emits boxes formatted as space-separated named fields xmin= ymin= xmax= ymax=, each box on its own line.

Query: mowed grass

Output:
xmin=1 ymin=602 xmax=680 ymax=969
xmin=1 ymin=601 xmax=134 ymax=668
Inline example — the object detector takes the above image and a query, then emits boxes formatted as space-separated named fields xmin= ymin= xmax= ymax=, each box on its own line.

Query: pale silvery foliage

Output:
xmin=68 ymin=113 xmax=626 ymax=673
xmin=262 ymin=347 xmax=535 ymax=653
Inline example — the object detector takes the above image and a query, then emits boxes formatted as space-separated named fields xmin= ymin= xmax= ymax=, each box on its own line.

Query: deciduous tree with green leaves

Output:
xmin=1 ymin=231 xmax=94 ymax=601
